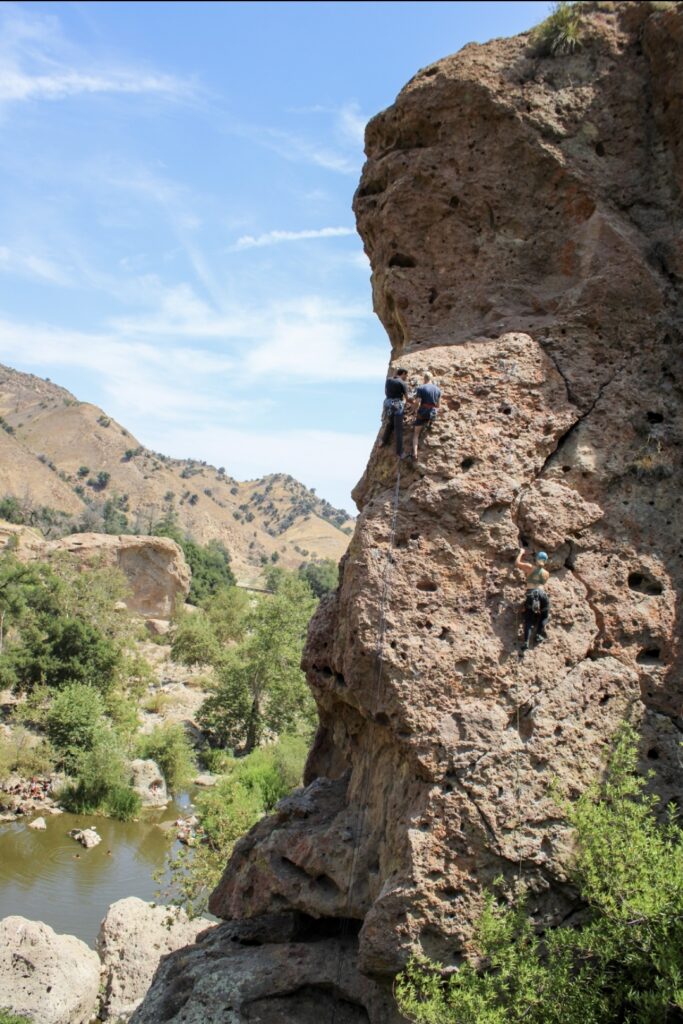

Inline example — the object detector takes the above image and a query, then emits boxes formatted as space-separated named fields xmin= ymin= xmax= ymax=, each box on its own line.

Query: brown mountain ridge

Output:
xmin=0 ymin=363 xmax=353 ymax=582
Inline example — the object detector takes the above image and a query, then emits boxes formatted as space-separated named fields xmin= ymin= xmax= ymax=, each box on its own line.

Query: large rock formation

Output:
xmin=136 ymin=3 xmax=683 ymax=1020
xmin=98 ymin=898 xmax=213 ymax=1022
xmin=0 ymin=916 xmax=101 ymax=1024
xmin=0 ymin=524 xmax=191 ymax=619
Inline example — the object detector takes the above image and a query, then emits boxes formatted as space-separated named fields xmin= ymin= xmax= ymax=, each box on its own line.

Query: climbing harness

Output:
xmin=330 ymin=464 xmax=402 ymax=1023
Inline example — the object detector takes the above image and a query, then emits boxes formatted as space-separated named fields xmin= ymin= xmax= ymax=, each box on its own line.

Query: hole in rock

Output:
xmin=449 ymin=195 xmax=461 ymax=208
xmin=428 ymin=287 xmax=438 ymax=304
xmin=628 ymin=571 xmax=663 ymax=596
xmin=554 ymin=725 xmax=563 ymax=737
xmin=320 ymin=666 xmax=333 ymax=678
xmin=637 ymin=647 xmax=662 ymax=665
xmin=646 ymin=411 xmax=664 ymax=424
xmin=647 ymin=747 xmax=660 ymax=760
xmin=335 ymin=673 xmax=346 ymax=687
xmin=416 ymin=578 xmax=439 ymax=592
xmin=500 ymin=405 xmax=512 ymax=415
xmin=357 ymin=178 xmax=386 ymax=198
xmin=374 ymin=712 xmax=390 ymax=727
xmin=562 ymin=465 xmax=571 ymax=473
xmin=461 ymin=457 xmax=475 ymax=471
xmin=388 ymin=252 xmax=417 ymax=269
xmin=410 ymin=531 xmax=420 ymax=540
xmin=599 ymin=693 xmax=611 ymax=706
xmin=595 ymin=141 xmax=606 ymax=156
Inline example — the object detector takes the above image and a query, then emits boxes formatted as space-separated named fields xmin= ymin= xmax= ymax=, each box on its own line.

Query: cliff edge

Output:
xmin=134 ymin=4 xmax=683 ymax=1020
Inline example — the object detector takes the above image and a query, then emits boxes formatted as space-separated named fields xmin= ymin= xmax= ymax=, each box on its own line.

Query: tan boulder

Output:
xmin=0 ymin=916 xmax=100 ymax=1024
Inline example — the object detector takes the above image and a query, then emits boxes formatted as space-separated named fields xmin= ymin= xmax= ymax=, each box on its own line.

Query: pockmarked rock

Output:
xmin=98 ymin=897 xmax=213 ymax=1022
xmin=130 ymin=759 xmax=168 ymax=807
xmin=0 ymin=915 xmax=100 ymax=1024
xmin=137 ymin=3 xmax=683 ymax=1020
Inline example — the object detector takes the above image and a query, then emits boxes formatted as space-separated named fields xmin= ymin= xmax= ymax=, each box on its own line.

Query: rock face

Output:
xmin=130 ymin=759 xmax=168 ymax=806
xmin=0 ymin=915 xmax=100 ymax=1024
xmin=136 ymin=3 xmax=683 ymax=1020
xmin=46 ymin=533 xmax=190 ymax=619
xmin=98 ymin=898 xmax=212 ymax=1022
xmin=0 ymin=523 xmax=190 ymax=619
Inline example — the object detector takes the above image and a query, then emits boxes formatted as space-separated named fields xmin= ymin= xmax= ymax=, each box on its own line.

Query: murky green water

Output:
xmin=0 ymin=795 xmax=194 ymax=948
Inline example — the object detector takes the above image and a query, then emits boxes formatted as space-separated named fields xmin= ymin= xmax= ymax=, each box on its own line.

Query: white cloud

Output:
xmin=0 ymin=245 xmax=72 ymax=285
xmin=234 ymin=226 xmax=355 ymax=250
xmin=0 ymin=6 xmax=192 ymax=107
xmin=0 ymin=68 xmax=190 ymax=103
xmin=338 ymin=103 xmax=367 ymax=147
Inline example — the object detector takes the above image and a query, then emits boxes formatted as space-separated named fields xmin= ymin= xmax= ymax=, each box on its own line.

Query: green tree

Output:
xmin=298 ymin=558 xmax=339 ymax=597
xmin=170 ymin=609 xmax=221 ymax=667
xmin=202 ymin=585 xmax=249 ymax=645
xmin=395 ymin=725 xmax=683 ymax=1024
xmin=198 ymin=575 xmax=316 ymax=752
xmin=60 ymin=728 xmax=140 ymax=820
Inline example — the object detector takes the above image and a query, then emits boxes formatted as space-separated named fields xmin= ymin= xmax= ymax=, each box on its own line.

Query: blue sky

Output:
xmin=0 ymin=1 xmax=552 ymax=512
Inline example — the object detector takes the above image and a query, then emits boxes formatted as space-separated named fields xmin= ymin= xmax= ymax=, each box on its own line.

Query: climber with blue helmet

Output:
xmin=515 ymin=547 xmax=550 ymax=651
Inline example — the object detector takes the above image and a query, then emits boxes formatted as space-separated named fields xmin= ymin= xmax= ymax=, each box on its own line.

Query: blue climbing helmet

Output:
xmin=535 ymin=551 xmax=549 ymax=562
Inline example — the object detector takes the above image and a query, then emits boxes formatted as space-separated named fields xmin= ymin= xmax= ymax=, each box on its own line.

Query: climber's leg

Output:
xmin=522 ymin=593 xmax=535 ymax=648
xmin=393 ymin=407 xmax=405 ymax=456
xmin=412 ymin=424 xmax=423 ymax=459
xmin=536 ymin=593 xmax=550 ymax=640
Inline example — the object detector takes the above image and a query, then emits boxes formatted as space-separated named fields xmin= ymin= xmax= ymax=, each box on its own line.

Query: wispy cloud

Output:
xmin=0 ymin=245 xmax=72 ymax=285
xmin=0 ymin=6 xmax=192 ymax=106
xmin=234 ymin=226 xmax=355 ymax=250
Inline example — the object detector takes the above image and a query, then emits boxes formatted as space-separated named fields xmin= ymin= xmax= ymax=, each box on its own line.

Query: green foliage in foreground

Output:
xmin=165 ymin=734 xmax=308 ymax=916
xmin=530 ymin=1 xmax=583 ymax=57
xmin=396 ymin=725 xmax=683 ymax=1024
xmin=0 ymin=1010 xmax=33 ymax=1024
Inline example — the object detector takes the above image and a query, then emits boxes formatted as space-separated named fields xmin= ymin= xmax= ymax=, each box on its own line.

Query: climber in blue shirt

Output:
xmin=409 ymin=371 xmax=441 ymax=460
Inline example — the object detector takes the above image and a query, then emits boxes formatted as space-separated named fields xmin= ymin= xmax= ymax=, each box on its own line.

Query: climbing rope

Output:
xmin=330 ymin=462 xmax=402 ymax=1022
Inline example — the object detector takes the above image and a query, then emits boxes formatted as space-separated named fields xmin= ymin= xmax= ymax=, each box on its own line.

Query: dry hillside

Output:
xmin=0 ymin=364 xmax=353 ymax=581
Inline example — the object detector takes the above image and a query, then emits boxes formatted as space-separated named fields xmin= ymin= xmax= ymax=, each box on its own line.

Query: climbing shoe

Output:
xmin=535 ymin=633 xmax=548 ymax=645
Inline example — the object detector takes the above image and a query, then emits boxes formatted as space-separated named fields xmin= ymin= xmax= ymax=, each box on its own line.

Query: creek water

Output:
xmin=0 ymin=794 xmax=194 ymax=948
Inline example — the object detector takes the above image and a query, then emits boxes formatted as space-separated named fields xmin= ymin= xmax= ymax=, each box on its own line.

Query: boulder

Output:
xmin=193 ymin=773 xmax=217 ymax=787
xmin=130 ymin=759 xmax=168 ymax=807
xmin=97 ymin=897 xmax=212 ymax=1022
xmin=69 ymin=827 xmax=101 ymax=849
xmin=145 ymin=618 xmax=170 ymax=637
xmin=0 ymin=915 xmax=100 ymax=1024
xmin=45 ymin=534 xmax=190 ymax=619
xmin=28 ymin=816 xmax=46 ymax=830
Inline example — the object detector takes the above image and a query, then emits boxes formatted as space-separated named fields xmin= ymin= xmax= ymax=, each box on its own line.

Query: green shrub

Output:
xmin=136 ymin=723 xmax=195 ymax=792
xmin=45 ymin=683 xmax=105 ymax=766
xmin=170 ymin=611 xmax=220 ymax=667
xmin=0 ymin=1010 xmax=33 ymax=1024
xmin=395 ymin=725 xmax=683 ymax=1024
xmin=104 ymin=784 xmax=141 ymax=821
xmin=59 ymin=729 xmax=132 ymax=818
xmin=298 ymin=558 xmax=339 ymax=597
xmin=165 ymin=735 xmax=308 ymax=916
xmin=530 ymin=1 xmax=583 ymax=57
xmin=0 ymin=728 xmax=56 ymax=781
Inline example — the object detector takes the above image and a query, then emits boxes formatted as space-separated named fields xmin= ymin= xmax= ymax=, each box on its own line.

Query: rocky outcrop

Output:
xmin=46 ymin=533 xmax=190 ymax=619
xmin=130 ymin=759 xmax=168 ymax=807
xmin=0 ymin=525 xmax=191 ymax=619
xmin=98 ymin=898 xmax=212 ymax=1022
xmin=0 ymin=916 xmax=100 ymax=1024
xmin=136 ymin=3 xmax=683 ymax=1020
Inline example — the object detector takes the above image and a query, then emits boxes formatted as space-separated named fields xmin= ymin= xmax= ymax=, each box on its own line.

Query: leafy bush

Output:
xmin=165 ymin=735 xmax=308 ymax=915
xmin=171 ymin=610 xmax=221 ymax=667
xmin=59 ymin=729 xmax=137 ymax=819
xmin=0 ymin=729 xmax=56 ymax=782
xmin=104 ymin=784 xmax=141 ymax=820
xmin=45 ymin=683 xmax=105 ymax=769
xmin=136 ymin=723 xmax=195 ymax=792
xmin=0 ymin=1011 xmax=33 ymax=1024
xmin=395 ymin=725 xmax=683 ymax=1024
xmin=530 ymin=1 xmax=583 ymax=57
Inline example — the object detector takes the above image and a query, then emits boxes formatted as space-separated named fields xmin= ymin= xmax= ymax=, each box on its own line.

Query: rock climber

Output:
xmin=408 ymin=371 xmax=441 ymax=460
xmin=381 ymin=367 xmax=411 ymax=457
xmin=515 ymin=548 xmax=550 ymax=651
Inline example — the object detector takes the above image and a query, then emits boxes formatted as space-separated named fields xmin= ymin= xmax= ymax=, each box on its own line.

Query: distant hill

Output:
xmin=0 ymin=364 xmax=353 ymax=582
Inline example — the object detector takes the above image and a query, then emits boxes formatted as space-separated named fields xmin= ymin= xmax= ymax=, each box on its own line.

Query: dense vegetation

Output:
xmin=396 ymin=725 xmax=683 ymax=1024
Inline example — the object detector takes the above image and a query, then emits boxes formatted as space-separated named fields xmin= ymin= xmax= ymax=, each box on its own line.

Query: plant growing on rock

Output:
xmin=396 ymin=725 xmax=683 ymax=1023
xmin=530 ymin=1 xmax=583 ymax=57
xmin=136 ymin=723 xmax=196 ymax=792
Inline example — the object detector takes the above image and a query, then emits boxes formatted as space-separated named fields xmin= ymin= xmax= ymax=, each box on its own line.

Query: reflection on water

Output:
xmin=0 ymin=793 xmax=194 ymax=948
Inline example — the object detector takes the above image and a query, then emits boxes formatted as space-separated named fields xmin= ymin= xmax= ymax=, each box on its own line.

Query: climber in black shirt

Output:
xmin=381 ymin=368 xmax=410 ymax=457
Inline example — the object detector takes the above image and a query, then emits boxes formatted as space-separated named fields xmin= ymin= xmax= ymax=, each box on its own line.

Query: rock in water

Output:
xmin=0 ymin=916 xmax=100 ymax=1024
xmin=69 ymin=827 xmax=101 ymax=849
xmin=130 ymin=759 xmax=168 ymax=807
xmin=27 ymin=816 xmax=46 ymax=830
xmin=135 ymin=3 xmax=683 ymax=1020
xmin=98 ymin=898 xmax=212 ymax=1021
